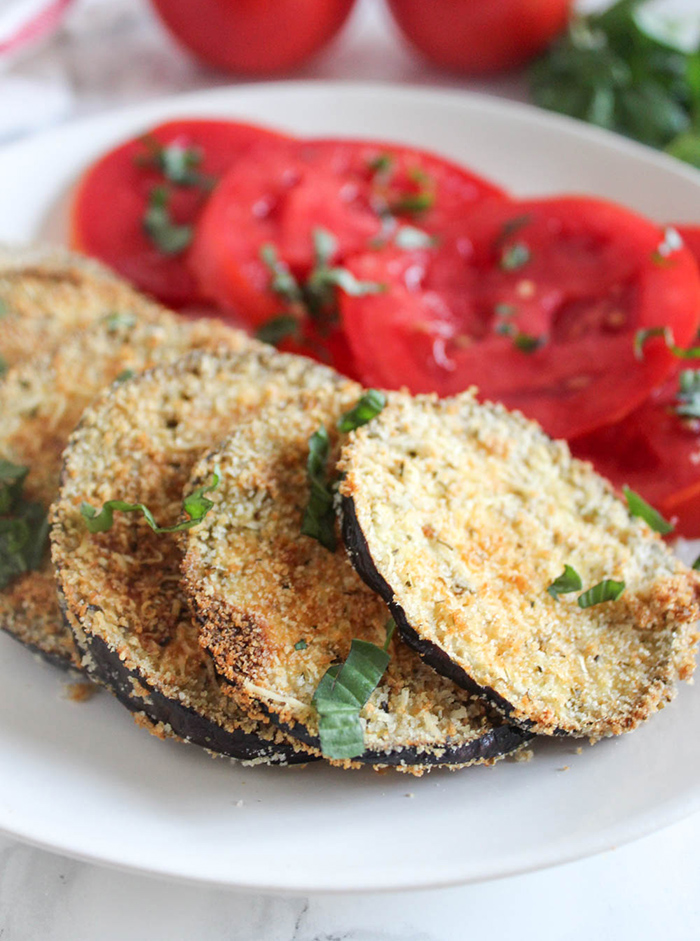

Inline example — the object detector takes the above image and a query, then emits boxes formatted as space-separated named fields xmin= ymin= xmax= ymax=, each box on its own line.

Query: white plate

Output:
xmin=1 ymin=82 xmax=700 ymax=894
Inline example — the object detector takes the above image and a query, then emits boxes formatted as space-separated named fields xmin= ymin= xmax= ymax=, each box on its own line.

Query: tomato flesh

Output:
xmin=189 ymin=137 xmax=506 ymax=328
xmin=341 ymin=197 xmax=700 ymax=440
xmin=571 ymin=224 xmax=700 ymax=537
xmin=71 ymin=119 xmax=291 ymax=308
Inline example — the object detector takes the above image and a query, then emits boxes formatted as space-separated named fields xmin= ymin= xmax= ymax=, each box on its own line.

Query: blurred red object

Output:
xmin=150 ymin=0 xmax=357 ymax=75
xmin=0 ymin=0 xmax=74 ymax=67
xmin=386 ymin=0 xmax=571 ymax=74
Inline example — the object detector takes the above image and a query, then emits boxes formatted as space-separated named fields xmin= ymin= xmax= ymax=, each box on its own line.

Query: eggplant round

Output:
xmin=338 ymin=391 xmax=700 ymax=739
xmin=0 ymin=309 xmax=251 ymax=671
xmin=183 ymin=390 xmax=531 ymax=773
xmin=0 ymin=244 xmax=166 ymax=370
xmin=51 ymin=348 xmax=354 ymax=764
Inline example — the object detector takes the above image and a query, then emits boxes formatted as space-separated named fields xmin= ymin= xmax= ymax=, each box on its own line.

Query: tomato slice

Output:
xmin=71 ymin=119 xmax=291 ymax=308
xmin=189 ymin=137 xmax=506 ymax=329
xmin=572 ymin=371 xmax=700 ymax=537
xmin=341 ymin=197 xmax=700 ymax=440
xmin=570 ymin=223 xmax=700 ymax=537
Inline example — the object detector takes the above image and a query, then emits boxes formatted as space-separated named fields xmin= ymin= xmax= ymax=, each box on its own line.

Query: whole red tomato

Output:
xmin=386 ymin=0 xmax=571 ymax=74
xmin=150 ymin=0 xmax=357 ymax=75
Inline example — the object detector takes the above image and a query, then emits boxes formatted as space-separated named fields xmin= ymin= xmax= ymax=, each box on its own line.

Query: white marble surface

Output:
xmin=2 ymin=0 xmax=700 ymax=937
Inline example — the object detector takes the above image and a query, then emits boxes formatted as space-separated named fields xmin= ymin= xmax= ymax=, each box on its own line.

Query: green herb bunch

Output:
xmin=0 ymin=460 xmax=48 ymax=590
xmin=530 ymin=0 xmax=700 ymax=166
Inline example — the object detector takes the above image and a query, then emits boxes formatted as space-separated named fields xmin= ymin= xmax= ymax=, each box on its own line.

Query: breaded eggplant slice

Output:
xmin=0 ymin=244 xmax=165 ymax=369
xmin=51 ymin=349 xmax=352 ymax=764
xmin=183 ymin=391 xmax=530 ymax=774
xmin=0 ymin=311 xmax=251 ymax=670
xmin=339 ymin=392 xmax=700 ymax=740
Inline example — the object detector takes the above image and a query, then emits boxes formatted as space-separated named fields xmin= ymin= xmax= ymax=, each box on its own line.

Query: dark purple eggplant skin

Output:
xmin=341 ymin=494 xmax=563 ymax=736
xmin=1 ymin=628 xmax=78 ymax=673
xmin=220 ymin=678 xmax=532 ymax=768
xmin=56 ymin=592 xmax=314 ymax=765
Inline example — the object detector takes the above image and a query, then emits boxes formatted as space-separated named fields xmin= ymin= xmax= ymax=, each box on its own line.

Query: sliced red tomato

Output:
xmin=341 ymin=197 xmax=700 ymax=440
xmin=71 ymin=119 xmax=291 ymax=308
xmin=572 ymin=371 xmax=700 ymax=537
xmin=570 ymin=223 xmax=700 ymax=537
xmin=189 ymin=137 xmax=506 ymax=329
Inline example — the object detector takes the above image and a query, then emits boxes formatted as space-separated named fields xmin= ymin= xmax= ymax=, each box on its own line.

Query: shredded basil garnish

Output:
xmin=676 ymin=370 xmax=700 ymax=418
xmin=261 ymin=230 xmax=383 ymax=328
xmin=116 ymin=369 xmax=135 ymax=384
xmin=104 ymin=311 xmax=137 ymax=332
xmin=623 ymin=485 xmax=673 ymax=534
xmin=300 ymin=427 xmax=337 ymax=552
xmin=143 ymin=186 xmax=193 ymax=255
xmin=497 ymin=215 xmax=532 ymax=244
xmin=81 ymin=466 xmax=220 ymax=534
xmin=0 ymin=355 xmax=6 ymax=378
xmin=255 ymin=315 xmax=300 ymax=346
xmin=137 ymin=136 xmax=214 ymax=189
xmin=389 ymin=192 xmax=435 ymax=216
xmin=500 ymin=242 xmax=531 ymax=271
xmin=495 ymin=303 xmax=518 ymax=318
xmin=394 ymin=225 xmax=437 ymax=250
xmin=312 ymin=619 xmax=394 ymax=760
xmin=337 ymin=390 xmax=387 ymax=433
xmin=513 ymin=332 xmax=545 ymax=353
xmin=368 ymin=153 xmax=394 ymax=177
xmin=0 ymin=459 xmax=48 ymax=590
xmin=693 ymin=554 xmax=700 ymax=571
xmin=0 ymin=299 xmax=7 ymax=318
xmin=294 ymin=639 xmax=308 ymax=651
xmin=547 ymin=564 xmax=583 ymax=600
xmin=635 ymin=325 xmax=700 ymax=361
xmin=577 ymin=579 xmax=626 ymax=608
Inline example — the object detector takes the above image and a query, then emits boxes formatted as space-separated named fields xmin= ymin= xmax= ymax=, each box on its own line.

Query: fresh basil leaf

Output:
xmin=513 ymin=332 xmax=545 ymax=353
xmin=0 ymin=460 xmax=28 ymax=514
xmin=0 ymin=461 xmax=48 ymax=589
xmin=548 ymin=564 xmax=583 ymax=600
xmin=255 ymin=315 xmax=300 ymax=346
xmin=81 ymin=466 xmax=220 ymax=534
xmin=394 ymin=225 xmax=437 ymax=250
xmin=389 ymin=192 xmax=435 ymax=216
xmin=676 ymin=369 xmax=700 ymax=418
xmin=313 ymin=228 xmax=338 ymax=268
xmin=143 ymin=186 xmax=193 ymax=255
xmin=301 ymin=426 xmax=337 ymax=552
xmin=577 ymin=578 xmax=626 ymax=608
xmin=500 ymin=243 xmax=531 ymax=271
xmin=623 ymin=485 xmax=674 ymax=533
xmin=337 ymin=390 xmax=387 ymax=433
xmin=104 ymin=311 xmax=137 ymax=332
xmin=259 ymin=244 xmax=303 ymax=304
xmin=313 ymin=638 xmax=391 ymax=760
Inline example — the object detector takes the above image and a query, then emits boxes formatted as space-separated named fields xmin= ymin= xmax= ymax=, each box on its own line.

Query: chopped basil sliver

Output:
xmin=513 ymin=332 xmax=544 ymax=353
xmin=0 ymin=459 xmax=48 ymax=589
xmin=294 ymin=639 xmax=308 ymax=651
xmin=0 ymin=355 xmax=6 ymax=378
xmin=635 ymin=325 xmax=700 ymax=361
xmin=313 ymin=227 xmax=338 ymax=267
xmin=394 ymin=225 xmax=436 ymax=250
xmin=623 ymin=486 xmax=673 ymax=534
xmin=676 ymin=370 xmax=700 ymax=418
xmin=497 ymin=215 xmax=532 ymax=244
xmin=137 ymin=136 xmax=213 ymax=189
xmin=255 ymin=315 xmax=300 ymax=346
xmin=368 ymin=153 xmax=394 ymax=175
xmin=693 ymin=555 xmax=700 ymax=571
xmin=337 ymin=390 xmax=387 ymax=433
xmin=0 ymin=299 xmax=7 ymax=318
xmin=259 ymin=244 xmax=303 ymax=304
xmin=313 ymin=637 xmax=391 ymax=760
xmin=143 ymin=186 xmax=193 ymax=255
xmin=116 ymin=369 xmax=135 ymax=384
xmin=300 ymin=427 xmax=337 ymax=552
xmin=577 ymin=579 xmax=626 ymax=608
xmin=500 ymin=242 xmax=531 ymax=271
xmin=320 ymin=267 xmax=385 ymax=298
xmin=104 ymin=311 xmax=137 ymax=332
xmin=389 ymin=192 xmax=435 ymax=216
xmin=495 ymin=322 xmax=514 ymax=337
xmin=81 ymin=466 xmax=220 ymax=534
xmin=547 ymin=564 xmax=583 ymax=600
